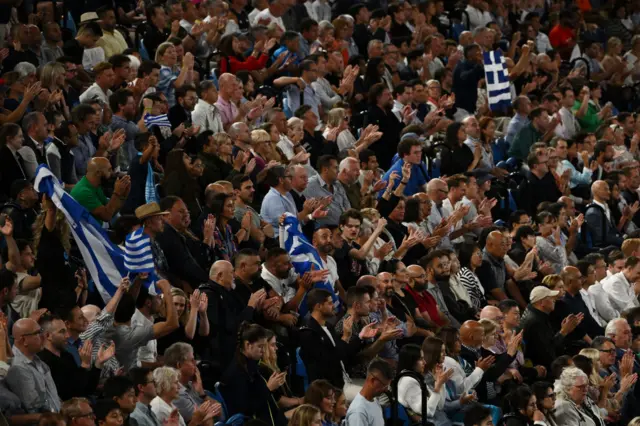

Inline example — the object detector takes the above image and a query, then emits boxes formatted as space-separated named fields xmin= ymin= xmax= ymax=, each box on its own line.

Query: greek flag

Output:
xmin=124 ymin=228 xmax=158 ymax=294
xmin=34 ymin=165 xmax=156 ymax=302
xmin=279 ymin=213 xmax=340 ymax=315
xmin=483 ymin=50 xmax=512 ymax=111
xmin=143 ymin=113 xmax=172 ymax=129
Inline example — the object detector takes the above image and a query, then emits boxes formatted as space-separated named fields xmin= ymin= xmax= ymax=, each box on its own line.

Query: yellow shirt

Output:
xmin=97 ymin=30 xmax=129 ymax=58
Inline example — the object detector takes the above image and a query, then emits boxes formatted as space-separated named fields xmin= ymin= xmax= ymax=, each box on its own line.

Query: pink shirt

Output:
xmin=215 ymin=96 xmax=238 ymax=127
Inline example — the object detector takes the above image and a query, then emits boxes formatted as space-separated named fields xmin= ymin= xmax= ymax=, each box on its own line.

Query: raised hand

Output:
xmin=359 ymin=321 xmax=379 ymax=340
xmin=0 ymin=215 xmax=13 ymax=237
xmin=96 ymin=342 xmax=116 ymax=368
xmin=79 ymin=340 xmax=93 ymax=369
xmin=476 ymin=355 xmax=495 ymax=371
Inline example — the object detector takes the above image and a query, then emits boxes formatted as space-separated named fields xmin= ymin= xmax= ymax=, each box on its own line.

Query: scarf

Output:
xmin=137 ymin=152 xmax=159 ymax=204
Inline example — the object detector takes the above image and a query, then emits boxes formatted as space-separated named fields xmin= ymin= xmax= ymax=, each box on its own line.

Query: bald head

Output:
xmin=427 ymin=179 xmax=446 ymax=193
xmin=561 ymin=266 xmax=581 ymax=292
xmin=356 ymin=275 xmax=377 ymax=289
xmin=412 ymin=192 xmax=430 ymax=202
xmin=592 ymin=180 xmax=611 ymax=203
xmin=485 ymin=231 xmax=504 ymax=257
xmin=459 ymin=320 xmax=483 ymax=347
xmin=211 ymin=260 xmax=233 ymax=277
xmin=13 ymin=318 xmax=39 ymax=340
xmin=218 ymin=73 xmax=237 ymax=92
xmin=479 ymin=306 xmax=503 ymax=322
xmin=407 ymin=265 xmax=425 ymax=277
xmin=228 ymin=122 xmax=249 ymax=138
xmin=86 ymin=157 xmax=111 ymax=175
xmin=81 ymin=305 xmax=101 ymax=324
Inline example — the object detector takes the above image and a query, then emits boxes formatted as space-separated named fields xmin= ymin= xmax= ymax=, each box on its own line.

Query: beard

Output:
xmin=434 ymin=273 xmax=450 ymax=282
xmin=414 ymin=282 xmax=427 ymax=291
xmin=384 ymin=288 xmax=394 ymax=297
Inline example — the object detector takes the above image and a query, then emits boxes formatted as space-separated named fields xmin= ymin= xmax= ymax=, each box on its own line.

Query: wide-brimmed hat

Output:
xmin=135 ymin=202 xmax=169 ymax=221
xmin=80 ymin=12 xmax=99 ymax=23
xmin=530 ymin=286 xmax=559 ymax=304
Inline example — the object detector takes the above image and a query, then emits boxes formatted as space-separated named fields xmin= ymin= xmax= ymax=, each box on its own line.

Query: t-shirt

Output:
xmin=104 ymin=319 xmax=155 ymax=372
xmin=70 ymin=176 xmax=108 ymax=224
xmin=345 ymin=393 xmax=385 ymax=426
xmin=333 ymin=240 xmax=367 ymax=290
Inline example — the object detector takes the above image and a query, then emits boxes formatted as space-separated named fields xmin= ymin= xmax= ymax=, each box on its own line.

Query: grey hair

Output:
xmin=164 ymin=342 xmax=194 ymax=368
xmin=61 ymin=398 xmax=91 ymax=423
xmin=591 ymin=336 xmax=614 ymax=350
xmin=22 ymin=111 xmax=43 ymax=135
xmin=318 ymin=20 xmax=334 ymax=32
xmin=605 ymin=318 xmax=626 ymax=337
xmin=472 ymin=26 xmax=488 ymax=37
xmin=554 ymin=367 xmax=588 ymax=401
xmin=339 ymin=156 xmax=357 ymax=173
xmin=360 ymin=218 xmax=374 ymax=237
xmin=15 ymin=62 xmax=36 ymax=78
xmin=152 ymin=366 xmax=180 ymax=395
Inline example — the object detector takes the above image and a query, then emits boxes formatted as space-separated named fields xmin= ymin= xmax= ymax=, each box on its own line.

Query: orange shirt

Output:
xmin=549 ymin=24 xmax=576 ymax=49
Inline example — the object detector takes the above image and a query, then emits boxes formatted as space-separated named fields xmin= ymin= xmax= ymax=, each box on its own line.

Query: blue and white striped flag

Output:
xmin=483 ymin=50 xmax=512 ymax=111
xmin=124 ymin=227 xmax=158 ymax=294
xmin=278 ymin=213 xmax=340 ymax=316
xmin=34 ymin=165 xmax=157 ymax=302
xmin=143 ymin=113 xmax=172 ymax=129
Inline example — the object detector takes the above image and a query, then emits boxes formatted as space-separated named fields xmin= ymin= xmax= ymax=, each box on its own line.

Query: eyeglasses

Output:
xmin=546 ymin=393 xmax=556 ymax=398
xmin=599 ymin=349 xmax=616 ymax=354
xmin=22 ymin=328 xmax=44 ymax=337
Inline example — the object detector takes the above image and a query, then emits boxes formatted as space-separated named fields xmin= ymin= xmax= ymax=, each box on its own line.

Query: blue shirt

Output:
xmin=110 ymin=115 xmax=140 ymax=172
xmin=380 ymin=159 xmax=429 ymax=197
xmin=284 ymin=82 xmax=321 ymax=119
xmin=260 ymin=187 xmax=299 ymax=228
xmin=65 ymin=337 xmax=82 ymax=366
xmin=157 ymin=65 xmax=179 ymax=107
xmin=272 ymin=45 xmax=302 ymax=68
xmin=505 ymin=113 xmax=529 ymax=145
xmin=71 ymin=132 xmax=96 ymax=177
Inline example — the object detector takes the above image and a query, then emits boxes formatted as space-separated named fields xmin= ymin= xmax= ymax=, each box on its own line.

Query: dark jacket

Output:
xmin=584 ymin=203 xmax=624 ymax=248
xmin=38 ymin=349 xmax=101 ymax=401
xmin=0 ymin=202 xmax=37 ymax=241
xmin=366 ymin=105 xmax=404 ymax=170
xmin=452 ymin=59 xmax=484 ymax=114
xmin=155 ymin=224 xmax=209 ymax=289
xmin=198 ymin=280 xmax=256 ymax=366
xmin=0 ymin=145 xmax=26 ymax=201
xmin=459 ymin=345 xmax=515 ymax=403
xmin=519 ymin=305 xmax=567 ymax=369
xmin=220 ymin=355 xmax=287 ymax=426
xmin=502 ymin=412 xmax=534 ymax=426
xmin=298 ymin=316 xmax=363 ymax=389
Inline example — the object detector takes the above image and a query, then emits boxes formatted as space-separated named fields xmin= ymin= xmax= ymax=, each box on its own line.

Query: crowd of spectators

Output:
xmin=4 ymin=0 xmax=640 ymax=426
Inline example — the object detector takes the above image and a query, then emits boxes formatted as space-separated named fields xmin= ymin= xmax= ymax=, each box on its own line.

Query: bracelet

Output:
xmin=400 ymin=180 xmax=408 ymax=185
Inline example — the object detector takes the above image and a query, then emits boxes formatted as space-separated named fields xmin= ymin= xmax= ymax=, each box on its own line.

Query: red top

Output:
xmin=549 ymin=25 xmax=575 ymax=49
xmin=404 ymin=285 xmax=446 ymax=326
xmin=220 ymin=53 xmax=269 ymax=74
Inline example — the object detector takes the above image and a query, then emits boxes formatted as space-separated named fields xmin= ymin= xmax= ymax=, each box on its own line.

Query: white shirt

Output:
xmin=442 ymin=198 xmax=464 ymax=244
xmin=580 ymin=288 xmax=606 ymax=327
xmin=426 ymin=201 xmax=453 ymax=250
xmin=588 ymin=281 xmax=619 ymax=323
xmin=79 ymin=82 xmax=112 ymax=105
xmin=602 ymin=271 xmax=639 ymax=313
xmin=252 ymin=8 xmax=285 ymax=31
xmin=192 ymin=99 xmax=224 ymax=135
xmin=536 ymin=32 xmax=553 ymax=53
xmin=132 ymin=309 xmax=157 ymax=366
xmin=151 ymin=397 xmax=186 ymax=426
xmin=443 ymin=355 xmax=483 ymax=395
xmin=321 ymin=255 xmax=339 ymax=291
xmin=554 ymin=107 xmax=580 ymax=140
xmin=261 ymin=267 xmax=298 ymax=303
xmin=465 ymin=5 xmax=492 ymax=30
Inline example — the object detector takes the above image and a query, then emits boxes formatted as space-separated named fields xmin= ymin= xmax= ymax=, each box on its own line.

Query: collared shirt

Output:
xmin=477 ymin=250 xmax=506 ymax=293
xmin=303 ymin=174 xmax=351 ymax=226
xmin=151 ymin=396 xmax=186 ymax=426
xmin=260 ymin=187 xmax=299 ymax=228
xmin=426 ymin=201 xmax=453 ymax=250
xmin=18 ymin=137 xmax=47 ymax=179
xmin=311 ymin=77 xmax=341 ymax=110
xmin=65 ymin=337 xmax=82 ymax=366
xmin=592 ymin=199 xmax=611 ymax=222
xmin=111 ymin=114 xmax=140 ymax=172
xmin=588 ymin=281 xmax=620 ymax=323
xmin=535 ymin=235 xmax=568 ymax=274
xmin=557 ymin=159 xmax=592 ymax=189
xmin=261 ymin=266 xmax=298 ymax=303
xmin=192 ymin=99 xmax=224 ymax=135
xmin=132 ymin=310 xmax=157 ymax=367
xmin=158 ymin=66 xmax=179 ymax=107
xmin=535 ymin=32 xmax=553 ymax=53
xmin=284 ymin=81 xmax=321 ymax=120
xmin=215 ymin=96 xmax=238 ymax=128
xmin=131 ymin=402 xmax=161 ymax=426
xmin=427 ymin=282 xmax=460 ymax=328
xmin=174 ymin=383 xmax=204 ymax=422
xmin=5 ymin=346 xmax=61 ymax=413
xmin=79 ymin=82 xmax=112 ymax=104
xmin=72 ymin=133 xmax=96 ymax=177
xmin=580 ymin=288 xmax=606 ymax=327
xmin=555 ymin=107 xmax=581 ymax=140
xmin=602 ymin=271 xmax=640 ymax=312
xmin=505 ymin=113 xmax=529 ymax=145
xmin=97 ymin=30 xmax=129 ymax=58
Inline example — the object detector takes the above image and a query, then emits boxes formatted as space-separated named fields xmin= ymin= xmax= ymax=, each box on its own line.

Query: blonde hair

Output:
xmin=213 ymin=132 xmax=233 ymax=148
xmin=155 ymin=42 xmax=175 ymax=64
xmin=327 ymin=108 xmax=346 ymax=128
xmin=579 ymin=348 xmax=603 ymax=386
xmin=542 ymin=274 xmax=563 ymax=290
xmin=153 ymin=366 xmax=180 ymax=395
xmin=287 ymin=117 xmax=303 ymax=130
xmin=251 ymin=129 xmax=271 ymax=144
xmin=288 ymin=404 xmax=321 ymax=426
xmin=360 ymin=208 xmax=381 ymax=222
xmin=622 ymin=238 xmax=640 ymax=257
xmin=170 ymin=287 xmax=189 ymax=325
xmin=40 ymin=62 xmax=66 ymax=91
xmin=479 ymin=319 xmax=498 ymax=337
xmin=628 ymin=417 xmax=640 ymax=426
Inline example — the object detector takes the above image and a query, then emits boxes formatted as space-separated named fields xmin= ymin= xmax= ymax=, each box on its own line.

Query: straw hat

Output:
xmin=135 ymin=202 xmax=169 ymax=220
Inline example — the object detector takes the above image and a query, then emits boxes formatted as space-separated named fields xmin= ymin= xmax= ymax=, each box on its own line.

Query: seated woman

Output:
xmin=303 ymin=380 xmax=339 ymax=426
xmin=554 ymin=367 xmax=605 ymax=426
xmin=156 ymin=288 xmax=210 ymax=356
xmin=220 ymin=322 xmax=288 ymax=426
xmin=502 ymin=385 xmax=545 ymax=426
xmin=531 ymin=381 xmax=558 ymax=426
xmin=456 ymin=243 xmax=488 ymax=311
xmin=260 ymin=330 xmax=303 ymax=417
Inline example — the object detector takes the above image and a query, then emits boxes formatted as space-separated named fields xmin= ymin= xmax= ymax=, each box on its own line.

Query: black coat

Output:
xmin=519 ymin=305 xmax=567 ymax=369
xmin=220 ymin=355 xmax=287 ymax=426
xmin=155 ymin=224 xmax=209 ymax=288
xmin=459 ymin=345 xmax=515 ymax=404
xmin=0 ymin=145 xmax=26 ymax=201
xmin=298 ymin=316 xmax=363 ymax=389
xmin=366 ymin=105 xmax=404 ymax=170
xmin=198 ymin=280 xmax=256 ymax=366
